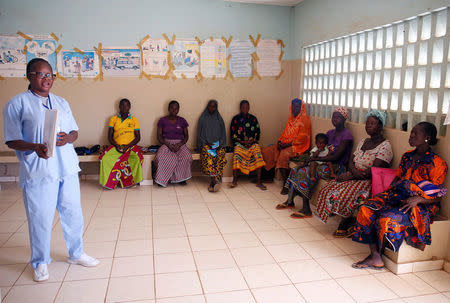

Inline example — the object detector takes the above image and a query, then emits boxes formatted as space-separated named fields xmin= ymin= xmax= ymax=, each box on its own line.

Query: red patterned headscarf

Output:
xmin=334 ymin=107 xmax=349 ymax=120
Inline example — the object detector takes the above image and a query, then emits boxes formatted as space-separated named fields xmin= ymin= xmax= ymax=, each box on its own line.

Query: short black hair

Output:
xmin=26 ymin=58 xmax=52 ymax=75
xmin=168 ymin=100 xmax=179 ymax=110
xmin=240 ymin=100 xmax=249 ymax=108
xmin=315 ymin=133 xmax=329 ymax=144
xmin=417 ymin=121 xmax=438 ymax=146
xmin=119 ymin=98 xmax=131 ymax=107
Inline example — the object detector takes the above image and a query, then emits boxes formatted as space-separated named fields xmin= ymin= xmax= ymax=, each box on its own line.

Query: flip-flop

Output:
xmin=208 ymin=185 xmax=214 ymax=192
xmin=256 ymin=184 xmax=267 ymax=190
xmin=229 ymin=183 xmax=238 ymax=188
xmin=276 ymin=202 xmax=295 ymax=210
xmin=351 ymin=261 xmax=384 ymax=270
xmin=333 ymin=226 xmax=354 ymax=238
xmin=290 ymin=212 xmax=312 ymax=219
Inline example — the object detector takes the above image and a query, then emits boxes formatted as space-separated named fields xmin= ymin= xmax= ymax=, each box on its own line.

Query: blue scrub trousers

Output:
xmin=23 ymin=174 xmax=84 ymax=268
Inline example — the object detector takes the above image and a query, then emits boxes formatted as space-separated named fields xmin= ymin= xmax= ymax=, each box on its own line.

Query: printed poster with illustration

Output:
xmin=102 ymin=47 xmax=141 ymax=77
xmin=171 ymin=39 xmax=199 ymax=78
xmin=200 ymin=39 xmax=227 ymax=78
xmin=142 ymin=38 xmax=169 ymax=76
xmin=26 ymin=35 xmax=58 ymax=72
xmin=0 ymin=34 xmax=27 ymax=77
xmin=57 ymin=50 xmax=99 ymax=77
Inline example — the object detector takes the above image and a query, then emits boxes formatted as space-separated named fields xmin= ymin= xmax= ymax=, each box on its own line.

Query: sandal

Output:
xmin=256 ymin=184 xmax=267 ymax=190
xmin=290 ymin=211 xmax=312 ymax=219
xmin=351 ymin=261 xmax=384 ymax=270
xmin=333 ymin=226 xmax=354 ymax=238
xmin=276 ymin=202 xmax=295 ymax=210
xmin=229 ymin=183 xmax=238 ymax=188
xmin=208 ymin=185 xmax=215 ymax=192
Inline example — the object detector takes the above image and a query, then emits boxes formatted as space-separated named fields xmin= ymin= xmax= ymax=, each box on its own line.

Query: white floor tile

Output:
xmin=154 ymin=237 xmax=191 ymax=254
xmin=111 ymin=255 xmax=154 ymax=277
xmin=231 ymin=246 xmax=275 ymax=266
xmin=193 ymin=249 xmax=237 ymax=270
xmin=189 ymin=235 xmax=228 ymax=251
xmin=222 ymin=232 xmax=262 ymax=249
xmin=199 ymin=267 xmax=248 ymax=293
xmin=295 ymin=279 xmax=355 ymax=303
xmin=279 ymin=259 xmax=331 ymax=283
xmin=265 ymin=243 xmax=311 ymax=263
xmin=55 ymin=279 xmax=108 ymax=303
xmin=255 ymin=230 xmax=296 ymax=246
xmin=155 ymin=271 xmax=202 ymax=298
xmin=336 ymin=274 xmax=398 ymax=302
xmin=205 ymin=290 xmax=255 ymax=303
xmin=252 ymin=284 xmax=306 ymax=303
xmin=315 ymin=255 xmax=371 ymax=278
xmin=154 ymin=252 xmax=196 ymax=273
xmin=240 ymin=263 xmax=290 ymax=288
xmin=299 ymin=240 xmax=346 ymax=258
xmin=374 ymin=272 xmax=438 ymax=297
xmin=415 ymin=270 xmax=450 ymax=292
xmin=107 ymin=275 xmax=155 ymax=302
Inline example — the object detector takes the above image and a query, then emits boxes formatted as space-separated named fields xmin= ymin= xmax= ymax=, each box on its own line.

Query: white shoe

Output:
xmin=67 ymin=253 xmax=99 ymax=267
xmin=33 ymin=264 xmax=49 ymax=282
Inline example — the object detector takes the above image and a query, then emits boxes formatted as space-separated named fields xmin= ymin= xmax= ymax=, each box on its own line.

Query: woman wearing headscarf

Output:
xmin=277 ymin=107 xmax=353 ymax=219
xmin=352 ymin=122 xmax=447 ymax=270
xmin=314 ymin=109 xmax=393 ymax=237
xmin=262 ymin=98 xmax=311 ymax=190
xmin=230 ymin=100 xmax=266 ymax=189
xmin=197 ymin=99 xmax=227 ymax=192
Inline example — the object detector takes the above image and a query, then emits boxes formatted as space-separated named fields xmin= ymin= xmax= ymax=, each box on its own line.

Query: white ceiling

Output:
xmin=224 ymin=0 xmax=304 ymax=7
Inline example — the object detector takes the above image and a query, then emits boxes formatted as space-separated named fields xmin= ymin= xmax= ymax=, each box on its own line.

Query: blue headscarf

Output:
xmin=366 ymin=109 xmax=386 ymax=127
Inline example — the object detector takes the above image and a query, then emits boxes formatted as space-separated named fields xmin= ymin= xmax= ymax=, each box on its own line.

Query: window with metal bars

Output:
xmin=302 ymin=6 xmax=449 ymax=135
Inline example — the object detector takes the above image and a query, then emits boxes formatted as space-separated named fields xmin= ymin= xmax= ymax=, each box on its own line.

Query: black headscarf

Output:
xmin=197 ymin=100 xmax=226 ymax=151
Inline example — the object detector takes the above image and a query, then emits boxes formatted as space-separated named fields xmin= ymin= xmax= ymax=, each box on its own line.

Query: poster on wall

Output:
xmin=200 ymin=39 xmax=227 ymax=78
xmin=0 ymin=34 xmax=27 ymax=77
xmin=256 ymin=39 xmax=281 ymax=77
xmin=57 ymin=50 xmax=99 ymax=77
xmin=26 ymin=35 xmax=58 ymax=72
xmin=171 ymin=39 xmax=199 ymax=78
xmin=228 ymin=40 xmax=253 ymax=78
xmin=142 ymin=38 xmax=169 ymax=76
xmin=102 ymin=47 xmax=141 ymax=77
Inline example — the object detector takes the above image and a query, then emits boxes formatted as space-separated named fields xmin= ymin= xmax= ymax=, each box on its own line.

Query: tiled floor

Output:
xmin=0 ymin=178 xmax=450 ymax=303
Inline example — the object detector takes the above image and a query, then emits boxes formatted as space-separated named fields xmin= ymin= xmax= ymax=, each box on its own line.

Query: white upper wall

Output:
xmin=291 ymin=0 xmax=449 ymax=59
xmin=0 ymin=0 xmax=293 ymax=57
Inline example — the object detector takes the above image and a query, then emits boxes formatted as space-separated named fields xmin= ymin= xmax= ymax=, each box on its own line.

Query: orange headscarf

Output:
xmin=279 ymin=99 xmax=311 ymax=155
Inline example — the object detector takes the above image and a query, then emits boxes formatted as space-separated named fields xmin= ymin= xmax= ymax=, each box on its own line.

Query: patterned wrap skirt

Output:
xmin=200 ymin=145 xmax=227 ymax=183
xmin=314 ymin=179 xmax=372 ymax=223
xmin=232 ymin=143 xmax=265 ymax=175
xmin=154 ymin=139 xmax=193 ymax=187
xmin=99 ymin=145 xmax=144 ymax=189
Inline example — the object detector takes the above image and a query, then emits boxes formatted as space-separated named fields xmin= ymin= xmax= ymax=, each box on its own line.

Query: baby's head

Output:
xmin=315 ymin=133 xmax=329 ymax=150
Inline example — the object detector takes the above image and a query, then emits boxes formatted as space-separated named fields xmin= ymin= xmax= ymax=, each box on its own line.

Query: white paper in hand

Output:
xmin=43 ymin=109 xmax=58 ymax=157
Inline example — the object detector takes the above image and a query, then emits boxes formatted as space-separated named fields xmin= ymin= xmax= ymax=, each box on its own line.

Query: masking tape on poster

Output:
xmin=277 ymin=39 xmax=285 ymax=48
xmin=50 ymin=33 xmax=59 ymax=42
xmin=279 ymin=50 xmax=284 ymax=62
xmin=74 ymin=48 xmax=84 ymax=55
xmin=249 ymin=34 xmax=261 ymax=47
xmin=275 ymin=69 xmax=284 ymax=80
xmin=17 ymin=31 xmax=32 ymax=41
xmin=93 ymin=43 xmax=104 ymax=81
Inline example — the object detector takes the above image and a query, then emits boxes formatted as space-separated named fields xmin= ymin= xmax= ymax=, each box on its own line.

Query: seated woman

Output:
xmin=314 ymin=109 xmax=393 ymax=237
xmin=352 ymin=122 xmax=447 ymax=270
xmin=154 ymin=100 xmax=192 ymax=187
xmin=262 ymin=98 xmax=311 ymax=193
xmin=230 ymin=100 xmax=266 ymax=190
xmin=100 ymin=98 xmax=143 ymax=189
xmin=277 ymin=107 xmax=353 ymax=218
xmin=197 ymin=99 xmax=227 ymax=192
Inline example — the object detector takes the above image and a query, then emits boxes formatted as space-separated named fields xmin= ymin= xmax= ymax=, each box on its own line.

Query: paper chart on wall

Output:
xmin=256 ymin=39 xmax=281 ymax=77
xmin=26 ymin=35 xmax=58 ymax=72
xmin=57 ymin=50 xmax=99 ymax=77
xmin=0 ymin=35 xmax=27 ymax=77
xmin=171 ymin=39 xmax=199 ymax=78
xmin=228 ymin=40 xmax=253 ymax=78
xmin=102 ymin=47 xmax=141 ymax=77
xmin=200 ymin=39 xmax=226 ymax=78
xmin=142 ymin=38 xmax=169 ymax=76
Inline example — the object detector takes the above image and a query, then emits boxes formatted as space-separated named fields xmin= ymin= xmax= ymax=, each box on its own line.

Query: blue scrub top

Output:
xmin=3 ymin=90 xmax=81 ymax=188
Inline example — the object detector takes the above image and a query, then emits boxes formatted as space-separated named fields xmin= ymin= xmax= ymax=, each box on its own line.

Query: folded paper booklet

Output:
xmin=43 ymin=109 xmax=58 ymax=157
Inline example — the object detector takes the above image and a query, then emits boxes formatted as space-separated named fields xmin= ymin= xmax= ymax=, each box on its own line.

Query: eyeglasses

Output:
xmin=28 ymin=72 xmax=56 ymax=79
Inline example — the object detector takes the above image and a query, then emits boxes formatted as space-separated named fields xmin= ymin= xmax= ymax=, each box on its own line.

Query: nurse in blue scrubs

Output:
xmin=2 ymin=58 xmax=99 ymax=282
